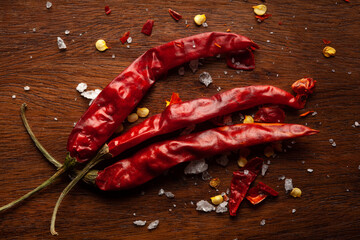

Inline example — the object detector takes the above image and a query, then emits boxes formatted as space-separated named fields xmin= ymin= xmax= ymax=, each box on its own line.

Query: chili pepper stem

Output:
xmin=50 ymin=144 xmax=110 ymax=235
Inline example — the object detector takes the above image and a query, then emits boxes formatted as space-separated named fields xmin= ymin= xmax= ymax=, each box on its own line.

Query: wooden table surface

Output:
xmin=1 ymin=0 xmax=360 ymax=239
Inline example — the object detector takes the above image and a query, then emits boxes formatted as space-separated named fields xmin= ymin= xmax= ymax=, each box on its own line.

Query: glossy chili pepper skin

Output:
xmin=67 ymin=32 xmax=259 ymax=163
xmin=108 ymin=85 xmax=305 ymax=157
xmin=246 ymin=182 xmax=278 ymax=205
xmin=96 ymin=123 xmax=318 ymax=191
xmin=254 ymin=105 xmax=286 ymax=123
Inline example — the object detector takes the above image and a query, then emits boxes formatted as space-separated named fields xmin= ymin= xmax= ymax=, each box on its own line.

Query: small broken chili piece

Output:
xmin=254 ymin=106 xmax=285 ymax=123
xmin=322 ymin=39 xmax=331 ymax=45
xmin=120 ymin=32 xmax=130 ymax=44
xmin=141 ymin=19 xmax=154 ymax=36
xmin=299 ymin=111 xmax=315 ymax=117
xmin=169 ymin=8 xmax=182 ymax=21
xmin=246 ymin=182 xmax=278 ymax=205
xmin=104 ymin=6 xmax=111 ymax=15
xmin=255 ymin=14 xmax=272 ymax=22
xmin=292 ymin=78 xmax=316 ymax=96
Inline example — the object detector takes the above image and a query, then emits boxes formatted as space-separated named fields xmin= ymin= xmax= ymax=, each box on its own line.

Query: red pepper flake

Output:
xmin=120 ymin=32 xmax=130 ymax=44
xmin=226 ymin=28 xmax=231 ymax=32
xmin=246 ymin=182 xmax=278 ymax=205
xmin=168 ymin=8 xmax=182 ymax=21
xmin=255 ymin=14 xmax=272 ymax=22
xmin=104 ymin=6 xmax=111 ymax=15
xmin=278 ymin=21 xmax=283 ymax=25
xmin=299 ymin=111 xmax=315 ymax=117
xmin=166 ymin=92 xmax=182 ymax=107
xmin=292 ymin=78 xmax=316 ymax=96
xmin=141 ymin=20 xmax=154 ymax=36
xmin=322 ymin=39 xmax=331 ymax=45
xmin=185 ymin=24 xmax=190 ymax=28
xmin=214 ymin=43 xmax=222 ymax=48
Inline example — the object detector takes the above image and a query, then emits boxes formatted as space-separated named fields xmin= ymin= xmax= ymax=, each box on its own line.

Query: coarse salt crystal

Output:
xmin=358 ymin=165 xmax=360 ymax=170
xmin=158 ymin=189 xmax=165 ymax=196
xmin=217 ymin=86 xmax=221 ymax=92
xmin=332 ymin=69 xmax=336 ymax=73
xmin=278 ymin=175 xmax=285 ymax=180
xmin=216 ymin=201 xmax=228 ymax=213
xmin=24 ymin=86 xmax=30 ymax=91
xmin=184 ymin=159 xmax=208 ymax=175
xmin=270 ymin=31 xmax=274 ymax=34
xmin=127 ymin=45 xmax=130 ymax=48
xmin=199 ymin=72 xmax=213 ymax=87
xmin=292 ymin=209 xmax=296 ymax=214
xmin=133 ymin=220 xmax=146 ymax=226
xmin=57 ymin=37 xmax=67 ymax=50
xmin=33 ymin=28 xmax=36 ymax=32
xmin=348 ymin=72 xmax=352 ymax=75
xmin=127 ymin=37 xmax=133 ymax=44
xmin=46 ymin=1 xmax=52 ymax=9
xmin=164 ymin=191 xmax=175 ymax=198
xmin=81 ymin=89 xmax=101 ymax=100
xmin=354 ymin=121 xmax=359 ymax=127
xmin=196 ymin=200 xmax=215 ymax=212
xmin=12 ymin=95 xmax=16 ymax=99
xmin=65 ymin=30 xmax=70 ymax=35
xmin=260 ymin=219 xmax=266 ymax=226
xmin=76 ymin=83 xmax=87 ymax=93
xmin=202 ymin=22 xmax=208 ymax=27
xmin=329 ymin=139 xmax=334 ymax=144
xmin=332 ymin=142 xmax=336 ymax=147
xmin=224 ymin=71 xmax=228 ymax=75
xmin=54 ymin=117 xmax=58 ymax=121
xmin=284 ymin=178 xmax=293 ymax=191
xmin=312 ymin=111 xmax=317 ymax=116
xmin=307 ymin=168 xmax=313 ymax=173
xmin=147 ymin=220 xmax=159 ymax=230
xmin=261 ymin=164 xmax=268 ymax=176
xmin=266 ymin=40 xmax=270 ymax=43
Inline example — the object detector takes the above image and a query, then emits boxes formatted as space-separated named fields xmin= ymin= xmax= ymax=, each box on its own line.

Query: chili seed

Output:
xmin=127 ymin=113 xmax=139 ymax=123
xmin=194 ymin=14 xmax=206 ymax=26
xmin=323 ymin=46 xmax=336 ymax=57
xmin=237 ymin=156 xmax=247 ymax=168
xmin=243 ymin=115 xmax=254 ymax=123
xmin=210 ymin=195 xmax=223 ymax=205
xmin=290 ymin=187 xmax=302 ymax=198
xmin=209 ymin=178 xmax=221 ymax=188
xmin=95 ymin=39 xmax=108 ymax=52
xmin=137 ymin=107 xmax=150 ymax=118
xmin=253 ymin=5 xmax=267 ymax=16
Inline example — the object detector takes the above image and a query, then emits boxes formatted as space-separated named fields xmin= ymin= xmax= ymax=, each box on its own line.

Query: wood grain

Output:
xmin=0 ymin=0 xmax=360 ymax=239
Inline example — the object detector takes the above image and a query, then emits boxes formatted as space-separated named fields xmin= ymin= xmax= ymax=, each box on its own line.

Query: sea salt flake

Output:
xmin=54 ymin=117 xmax=58 ymax=121
xmin=312 ymin=111 xmax=317 ymax=116
xmin=216 ymin=155 xmax=229 ymax=167
xmin=217 ymin=86 xmax=221 ymax=92
xmin=12 ymin=95 xmax=16 ymax=99
xmin=158 ymin=188 xmax=165 ymax=196
xmin=348 ymin=71 xmax=352 ymax=75
xmin=261 ymin=163 xmax=269 ymax=176
xmin=127 ymin=37 xmax=133 ymax=44
xmin=358 ymin=165 xmax=360 ymax=170
xmin=284 ymin=178 xmax=293 ymax=191
xmin=307 ymin=168 xmax=313 ymax=173
xmin=196 ymin=200 xmax=215 ymax=212
xmin=76 ymin=83 xmax=87 ymax=93
xmin=202 ymin=22 xmax=208 ymax=28
xmin=331 ymin=142 xmax=336 ymax=147
xmin=184 ymin=159 xmax=208 ymax=174
xmin=127 ymin=45 xmax=130 ymax=48
xmin=57 ymin=37 xmax=67 ymax=50
xmin=65 ymin=30 xmax=70 ymax=35
xmin=147 ymin=220 xmax=159 ymax=230
xmin=201 ymin=171 xmax=212 ymax=181
xmin=46 ymin=1 xmax=52 ymax=9
xmin=354 ymin=121 xmax=359 ymax=127
xmin=332 ymin=69 xmax=335 ymax=73
xmin=199 ymin=72 xmax=213 ymax=87
xmin=224 ymin=71 xmax=228 ymax=75
xmin=329 ymin=139 xmax=334 ymax=144
xmin=24 ymin=86 xmax=30 ymax=91
xmin=33 ymin=28 xmax=36 ymax=32
xmin=260 ymin=219 xmax=266 ymax=226
xmin=165 ymin=191 xmax=175 ymax=198
xmin=292 ymin=209 xmax=296 ymax=214
xmin=216 ymin=201 xmax=228 ymax=213
xmin=266 ymin=40 xmax=270 ymax=43
xmin=112 ymin=54 xmax=115 ymax=59
xmin=189 ymin=59 xmax=199 ymax=73
xmin=81 ymin=89 xmax=101 ymax=100
xmin=133 ymin=220 xmax=146 ymax=226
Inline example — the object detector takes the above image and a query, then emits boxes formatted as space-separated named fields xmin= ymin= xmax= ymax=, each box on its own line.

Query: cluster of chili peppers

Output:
xmin=0 ymin=32 xmax=318 ymax=235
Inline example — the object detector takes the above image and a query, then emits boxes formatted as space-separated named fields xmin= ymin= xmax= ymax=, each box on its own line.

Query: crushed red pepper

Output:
xmin=104 ymin=6 xmax=111 ymax=15
xmin=255 ymin=14 xmax=272 ymax=22
xmin=168 ymin=8 xmax=182 ymax=21
xmin=299 ymin=111 xmax=315 ymax=117
xmin=141 ymin=19 xmax=154 ymax=36
xmin=322 ymin=39 xmax=331 ymax=45
xmin=246 ymin=182 xmax=278 ymax=205
xmin=120 ymin=32 xmax=130 ymax=44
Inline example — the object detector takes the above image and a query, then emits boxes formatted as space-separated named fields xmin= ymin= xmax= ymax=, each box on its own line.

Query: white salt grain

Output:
xmin=332 ymin=69 xmax=336 ymax=73
xmin=260 ymin=219 xmax=266 ymax=226
xmin=127 ymin=37 xmax=133 ymax=44
xmin=76 ymin=83 xmax=87 ymax=93
xmin=217 ymin=86 xmax=221 ymax=92
xmin=216 ymin=201 xmax=228 ymax=213
xmin=312 ymin=111 xmax=317 ymax=116
xmin=196 ymin=200 xmax=215 ymax=212
xmin=33 ymin=28 xmax=36 ymax=32
xmin=184 ymin=159 xmax=208 ymax=174
xmin=112 ymin=54 xmax=116 ymax=59
xmin=164 ymin=191 xmax=175 ymax=199
xmin=46 ymin=1 xmax=52 ymax=9
xmin=199 ymin=72 xmax=212 ymax=87
xmin=133 ymin=220 xmax=146 ymax=226
xmin=65 ymin=30 xmax=70 ymax=35
xmin=54 ymin=117 xmax=58 ymax=121
xmin=158 ymin=189 xmax=165 ymax=196
xmin=216 ymin=155 xmax=229 ymax=167
xmin=57 ymin=37 xmax=67 ymax=50
xmin=292 ymin=209 xmax=296 ymax=214
xmin=224 ymin=71 xmax=228 ymax=75
xmin=261 ymin=163 xmax=269 ymax=176
xmin=12 ymin=95 xmax=16 ymax=99
xmin=329 ymin=139 xmax=334 ymax=144
xmin=354 ymin=121 xmax=359 ymax=127
xmin=244 ymin=169 xmax=249 ymax=175
xmin=147 ymin=220 xmax=159 ymax=230
xmin=127 ymin=45 xmax=130 ymax=49
xmin=81 ymin=89 xmax=101 ymax=100
xmin=284 ymin=178 xmax=293 ymax=191
xmin=202 ymin=22 xmax=208 ymax=28
xmin=24 ymin=86 xmax=30 ymax=91
xmin=307 ymin=168 xmax=314 ymax=173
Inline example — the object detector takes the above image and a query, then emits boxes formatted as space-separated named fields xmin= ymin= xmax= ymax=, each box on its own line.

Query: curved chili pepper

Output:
xmin=93 ymin=123 xmax=318 ymax=191
xmin=108 ymin=85 xmax=306 ymax=157
xmin=254 ymin=105 xmax=286 ymax=123
xmin=67 ymin=32 xmax=259 ymax=163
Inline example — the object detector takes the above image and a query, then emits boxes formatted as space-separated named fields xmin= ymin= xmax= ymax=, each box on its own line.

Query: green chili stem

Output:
xmin=50 ymin=144 xmax=110 ymax=235
xmin=20 ymin=103 xmax=62 ymax=169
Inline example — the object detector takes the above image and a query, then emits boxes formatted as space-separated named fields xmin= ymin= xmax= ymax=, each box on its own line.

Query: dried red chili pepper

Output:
xmin=141 ymin=19 xmax=154 ymax=36
xmin=168 ymin=8 xmax=182 ymax=21
xmin=93 ymin=123 xmax=318 ymax=191
xmin=299 ymin=111 xmax=314 ymax=117
xmin=254 ymin=106 xmax=286 ymax=123
xmin=67 ymin=32 xmax=259 ymax=163
xmin=229 ymin=157 xmax=263 ymax=216
xmin=108 ymin=86 xmax=307 ymax=157
xmin=120 ymin=31 xmax=130 ymax=44
xmin=246 ymin=182 xmax=278 ymax=205
xmin=104 ymin=6 xmax=111 ymax=15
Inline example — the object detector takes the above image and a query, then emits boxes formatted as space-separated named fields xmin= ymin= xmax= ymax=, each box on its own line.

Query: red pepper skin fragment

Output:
xmin=108 ymin=86 xmax=306 ymax=157
xmin=255 ymin=14 xmax=272 ymax=22
xmin=67 ymin=32 xmax=259 ymax=162
xmin=246 ymin=182 xmax=278 ymax=205
xmin=322 ymin=39 xmax=331 ymax=45
xmin=105 ymin=6 xmax=111 ymax=15
xmin=169 ymin=8 xmax=182 ymax=21
xmin=292 ymin=78 xmax=316 ymax=96
xmin=141 ymin=20 xmax=154 ymax=36
xmin=299 ymin=111 xmax=315 ymax=117
xmin=96 ymin=123 xmax=318 ymax=191
xmin=120 ymin=32 xmax=130 ymax=44
xmin=254 ymin=106 xmax=285 ymax=123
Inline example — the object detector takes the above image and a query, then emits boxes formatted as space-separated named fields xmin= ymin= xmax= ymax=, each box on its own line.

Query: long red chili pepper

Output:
xmin=108 ymin=85 xmax=306 ymax=157
xmin=67 ymin=32 xmax=259 ymax=163
xmin=92 ymin=123 xmax=318 ymax=191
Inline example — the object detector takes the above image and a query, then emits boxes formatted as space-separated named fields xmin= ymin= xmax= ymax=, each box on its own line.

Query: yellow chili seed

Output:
xmin=127 ymin=113 xmax=139 ymax=123
xmin=210 ymin=195 xmax=223 ymax=205
xmin=243 ymin=115 xmax=254 ymax=123
xmin=290 ymin=187 xmax=302 ymax=198
xmin=95 ymin=39 xmax=108 ymax=52
xmin=194 ymin=14 xmax=206 ymax=25
xmin=237 ymin=156 xmax=248 ymax=168
xmin=253 ymin=4 xmax=267 ymax=16
xmin=323 ymin=46 xmax=336 ymax=57
xmin=264 ymin=146 xmax=274 ymax=158
xmin=137 ymin=107 xmax=150 ymax=118
xmin=114 ymin=123 xmax=124 ymax=134
xmin=209 ymin=178 xmax=221 ymax=188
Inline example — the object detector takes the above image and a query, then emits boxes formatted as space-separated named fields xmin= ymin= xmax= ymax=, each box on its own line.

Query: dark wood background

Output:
xmin=1 ymin=0 xmax=359 ymax=239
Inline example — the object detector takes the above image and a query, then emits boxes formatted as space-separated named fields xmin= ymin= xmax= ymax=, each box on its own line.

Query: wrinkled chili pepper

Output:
xmin=141 ymin=19 xmax=154 ymax=36
xmin=254 ymin=106 xmax=285 ymax=123
xmin=90 ymin=123 xmax=318 ymax=191
xmin=229 ymin=157 xmax=263 ymax=216
xmin=246 ymin=182 xmax=278 ymax=205
xmin=67 ymin=32 xmax=259 ymax=163
xmin=120 ymin=31 xmax=130 ymax=44
xmin=168 ymin=8 xmax=182 ymax=21
xmin=107 ymin=86 xmax=307 ymax=158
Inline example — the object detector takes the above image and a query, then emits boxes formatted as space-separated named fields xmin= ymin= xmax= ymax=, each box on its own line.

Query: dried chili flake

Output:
xmin=322 ymin=39 xmax=331 ymax=45
xmin=105 ymin=6 xmax=111 ymax=15
xmin=278 ymin=21 xmax=283 ymax=25
xmin=246 ymin=182 xmax=278 ymax=205
xmin=120 ymin=32 xmax=130 ymax=44
xmin=169 ymin=8 xmax=182 ymax=21
xmin=141 ymin=20 xmax=154 ymax=36
xmin=299 ymin=111 xmax=315 ymax=117
xmin=255 ymin=14 xmax=272 ymax=22
xmin=166 ymin=92 xmax=182 ymax=107
xmin=186 ymin=24 xmax=190 ymax=28
xmin=214 ymin=43 xmax=222 ymax=48
xmin=292 ymin=78 xmax=316 ymax=96
xmin=226 ymin=28 xmax=231 ymax=32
